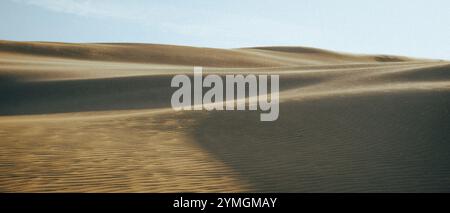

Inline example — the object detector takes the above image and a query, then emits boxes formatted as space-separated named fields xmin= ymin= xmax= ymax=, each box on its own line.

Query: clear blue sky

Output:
xmin=1 ymin=0 xmax=449 ymax=59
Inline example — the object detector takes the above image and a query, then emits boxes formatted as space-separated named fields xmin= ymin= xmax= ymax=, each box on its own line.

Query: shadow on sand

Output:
xmin=189 ymin=91 xmax=450 ymax=192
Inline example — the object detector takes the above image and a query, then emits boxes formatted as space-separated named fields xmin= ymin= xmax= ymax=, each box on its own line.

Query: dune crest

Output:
xmin=0 ymin=40 xmax=422 ymax=67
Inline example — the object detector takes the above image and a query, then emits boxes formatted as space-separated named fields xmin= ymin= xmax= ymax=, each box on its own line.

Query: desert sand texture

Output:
xmin=1 ymin=40 xmax=449 ymax=192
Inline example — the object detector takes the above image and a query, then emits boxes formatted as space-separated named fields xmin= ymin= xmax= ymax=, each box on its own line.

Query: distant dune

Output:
xmin=0 ymin=40 xmax=417 ymax=67
xmin=0 ymin=40 xmax=285 ymax=67
xmin=248 ymin=46 xmax=413 ymax=62
xmin=0 ymin=40 xmax=449 ymax=192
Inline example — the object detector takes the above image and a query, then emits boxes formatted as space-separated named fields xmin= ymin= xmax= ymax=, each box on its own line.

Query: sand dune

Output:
xmin=0 ymin=40 xmax=420 ymax=68
xmin=0 ymin=40 xmax=286 ymax=67
xmin=0 ymin=40 xmax=449 ymax=192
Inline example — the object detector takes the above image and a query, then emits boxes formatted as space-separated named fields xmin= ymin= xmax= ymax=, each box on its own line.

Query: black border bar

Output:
xmin=0 ymin=193 xmax=448 ymax=211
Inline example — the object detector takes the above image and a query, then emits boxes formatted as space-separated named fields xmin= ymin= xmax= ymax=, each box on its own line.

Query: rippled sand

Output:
xmin=0 ymin=110 xmax=252 ymax=192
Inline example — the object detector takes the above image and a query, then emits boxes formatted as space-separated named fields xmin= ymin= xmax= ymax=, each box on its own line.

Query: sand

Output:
xmin=0 ymin=40 xmax=449 ymax=192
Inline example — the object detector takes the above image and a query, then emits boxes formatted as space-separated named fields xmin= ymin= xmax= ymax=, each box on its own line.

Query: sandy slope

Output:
xmin=0 ymin=40 xmax=449 ymax=192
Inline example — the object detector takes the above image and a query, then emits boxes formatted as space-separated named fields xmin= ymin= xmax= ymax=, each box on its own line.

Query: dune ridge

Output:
xmin=0 ymin=40 xmax=422 ymax=68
